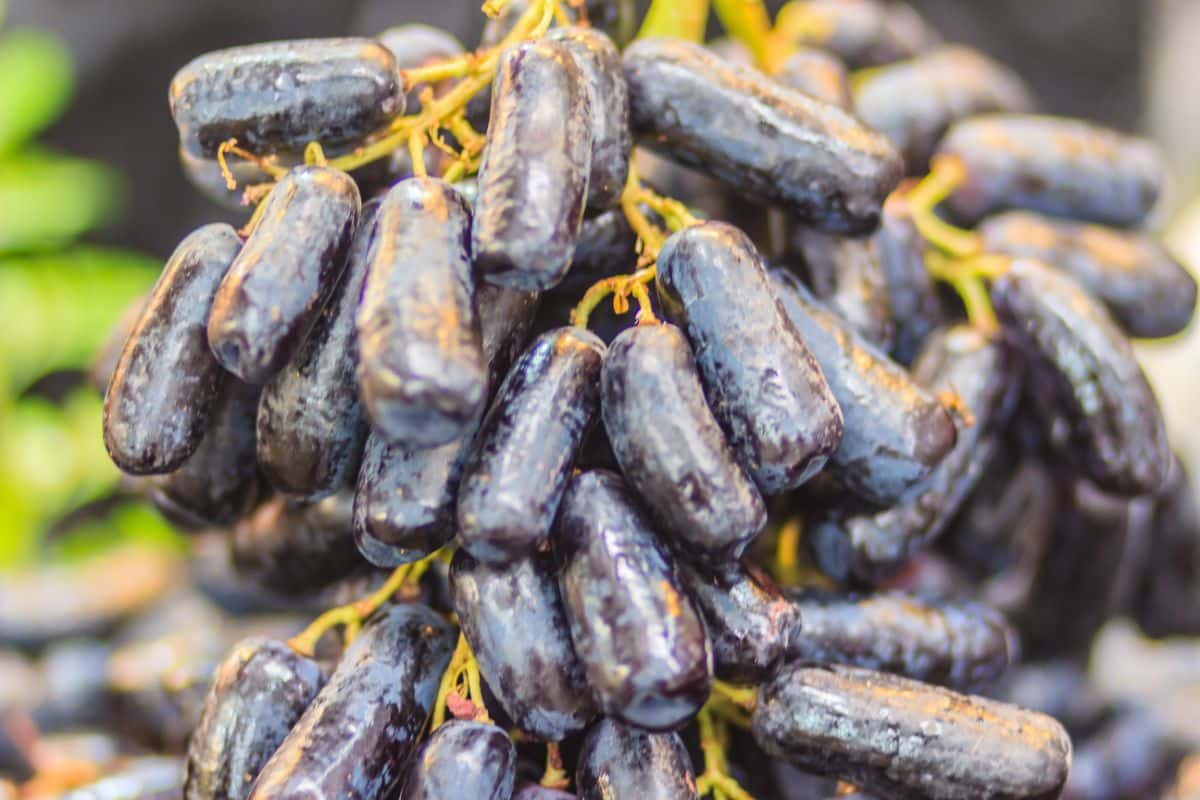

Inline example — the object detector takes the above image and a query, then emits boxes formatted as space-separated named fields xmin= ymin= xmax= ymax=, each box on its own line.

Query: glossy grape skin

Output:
xmin=772 ymin=270 xmax=956 ymax=505
xmin=256 ymin=200 xmax=377 ymax=499
xmin=774 ymin=47 xmax=852 ymax=110
xmin=992 ymin=258 xmax=1170 ymax=496
xmin=753 ymin=663 xmax=1071 ymax=800
xmin=353 ymin=286 xmax=539 ymax=567
xmin=247 ymin=604 xmax=455 ymax=800
xmin=873 ymin=190 xmax=944 ymax=365
xmin=230 ymin=492 xmax=362 ymax=594
xmin=151 ymin=377 xmax=262 ymax=528
xmin=980 ymin=210 xmax=1197 ymax=339
xmin=575 ymin=718 xmax=699 ymax=800
xmin=602 ymin=323 xmax=767 ymax=563
xmin=473 ymin=41 xmax=592 ymax=291
xmin=1132 ymin=456 xmax=1200 ymax=638
xmin=183 ymin=638 xmax=324 ymax=800
xmin=556 ymin=470 xmax=711 ymax=731
xmin=450 ymin=550 xmax=595 ymax=741
xmin=807 ymin=326 xmax=1016 ymax=583
xmin=677 ymin=559 xmax=800 ymax=682
xmin=357 ymin=178 xmax=485 ymax=448
xmin=169 ymin=38 xmax=403 ymax=157
xmin=785 ymin=227 xmax=895 ymax=350
xmin=658 ymin=222 xmax=843 ymax=495
xmin=787 ymin=590 xmax=1016 ymax=690
xmin=208 ymin=166 xmax=360 ymax=384
xmin=457 ymin=327 xmax=604 ymax=564
xmin=546 ymin=27 xmax=630 ymax=210
xmin=624 ymin=38 xmax=902 ymax=234
xmin=401 ymin=720 xmax=516 ymax=800
xmin=854 ymin=46 xmax=1035 ymax=173
xmin=103 ymin=224 xmax=240 ymax=475
xmin=938 ymin=114 xmax=1164 ymax=227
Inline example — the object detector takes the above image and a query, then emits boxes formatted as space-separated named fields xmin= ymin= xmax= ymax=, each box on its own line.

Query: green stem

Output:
xmin=638 ymin=0 xmax=711 ymax=42
xmin=713 ymin=0 xmax=772 ymax=69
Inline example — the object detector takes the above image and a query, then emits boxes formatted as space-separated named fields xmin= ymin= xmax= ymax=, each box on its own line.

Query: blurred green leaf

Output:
xmin=638 ymin=0 xmax=711 ymax=42
xmin=0 ymin=245 xmax=159 ymax=393
xmin=0 ymin=148 xmax=123 ymax=253
xmin=0 ymin=29 xmax=73 ymax=154
xmin=50 ymin=502 xmax=184 ymax=563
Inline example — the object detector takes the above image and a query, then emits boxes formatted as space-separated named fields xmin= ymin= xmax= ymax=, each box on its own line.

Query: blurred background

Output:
xmin=0 ymin=0 xmax=1199 ymax=779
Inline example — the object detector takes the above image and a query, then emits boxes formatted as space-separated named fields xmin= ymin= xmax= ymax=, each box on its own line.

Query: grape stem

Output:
xmin=773 ymin=517 xmax=803 ymax=587
xmin=540 ymin=742 xmax=571 ymax=790
xmin=696 ymin=704 xmax=756 ymax=800
xmin=712 ymin=0 xmax=773 ymax=69
xmin=431 ymin=632 xmax=492 ymax=729
xmin=638 ymin=0 xmax=711 ymax=42
xmin=287 ymin=554 xmax=436 ymax=657
xmin=571 ymin=160 xmax=698 ymax=329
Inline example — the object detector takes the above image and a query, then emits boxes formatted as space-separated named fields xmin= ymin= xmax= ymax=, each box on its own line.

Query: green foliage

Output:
xmin=638 ymin=0 xmax=711 ymax=42
xmin=0 ymin=24 xmax=179 ymax=568
xmin=0 ymin=29 xmax=73 ymax=155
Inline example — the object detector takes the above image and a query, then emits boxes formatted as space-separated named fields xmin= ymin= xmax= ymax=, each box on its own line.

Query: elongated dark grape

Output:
xmin=1012 ymin=475 xmax=1150 ymax=660
xmin=807 ymin=326 xmax=1016 ymax=582
xmin=753 ymin=663 xmax=1071 ymax=800
xmin=785 ymin=227 xmax=895 ymax=350
xmin=787 ymin=589 xmax=1016 ymax=690
xmin=873 ymin=190 xmax=944 ymax=365
xmin=183 ymin=638 xmax=324 ymax=800
xmin=256 ymin=200 xmax=377 ymax=498
xmin=624 ymin=39 xmax=902 ymax=234
xmin=450 ymin=550 xmax=595 ymax=740
xmin=784 ymin=0 xmax=941 ymax=68
xmin=547 ymin=27 xmax=630 ymax=210
xmin=169 ymin=38 xmax=403 ymax=157
xmin=556 ymin=470 xmax=711 ymax=731
xmin=353 ymin=286 xmax=539 ymax=567
xmin=230 ymin=492 xmax=361 ymax=594
xmin=992 ymin=257 xmax=1170 ymax=495
xmin=775 ymin=47 xmax=852 ymax=110
xmin=151 ymin=377 xmax=262 ymax=528
xmin=1132 ymin=456 xmax=1200 ymax=638
xmin=401 ymin=720 xmax=516 ymax=800
xmin=938 ymin=114 xmax=1164 ymax=227
xmin=473 ymin=41 xmax=592 ymax=291
xmin=854 ymin=46 xmax=1035 ymax=173
xmin=772 ymin=271 xmax=956 ymax=505
xmin=602 ymin=323 xmax=767 ymax=562
xmin=357 ymin=178 xmax=484 ymax=448
xmin=247 ymin=604 xmax=454 ymax=799
xmin=1065 ymin=704 xmax=1171 ymax=800
xmin=91 ymin=293 xmax=149 ymax=396
xmin=576 ymin=718 xmax=698 ymax=800
xmin=208 ymin=166 xmax=359 ymax=383
xmin=658 ymin=222 xmax=843 ymax=494
xmin=678 ymin=559 xmax=800 ymax=682
xmin=980 ymin=210 xmax=1197 ymax=339
xmin=457 ymin=327 xmax=604 ymax=563
xmin=103 ymin=224 xmax=240 ymax=475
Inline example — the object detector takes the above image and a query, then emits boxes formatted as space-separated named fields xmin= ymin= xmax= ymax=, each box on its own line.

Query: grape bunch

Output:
xmin=69 ymin=0 xmax=1200 ymax=797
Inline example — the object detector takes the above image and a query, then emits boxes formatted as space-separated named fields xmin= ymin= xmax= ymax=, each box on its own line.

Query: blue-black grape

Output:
xmin=247 ymin=604 xmax=455 ymax=800
xmin=450 ymin=550 xmax=596 ymax=741
xmin=170 ymin=38 xmax=403 ymax=157
xmin=575 ymin=718 xmax=699 ymax=800
xmin=624 ymin=38 xmax=902 ymax=234
xmin=556 ymin=470 xmax=711 ymax=731
xmin=473 ymin=40 xmax=592 ymax=291
xmin=401 ymin=720 xmax=517 ymax=800
xmin=457 ymin=327 xmax=604 ymax=564
xmin=183 ymin=637 xmax=324 ymax=800
xmin=104 ymin=224 xmax=241 ymax=475
xmin=208 ymin=165 xmax=360 ymax=384
xmin=657 ymin=221 xmax=843 ymax=494
xmin=601 ymin=323 xmax=767 ymax=563
xmin=356 ymin=177 xmax=485 ymax=448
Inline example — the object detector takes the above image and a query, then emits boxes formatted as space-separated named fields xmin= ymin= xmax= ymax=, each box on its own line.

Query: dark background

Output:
xmin=6 ymin=0 xmax=1148 ymax=257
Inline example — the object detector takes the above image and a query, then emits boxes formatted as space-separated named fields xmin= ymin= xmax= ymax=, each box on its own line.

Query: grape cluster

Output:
xmin=56 ymin=0 xmax=1200 ymax=797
